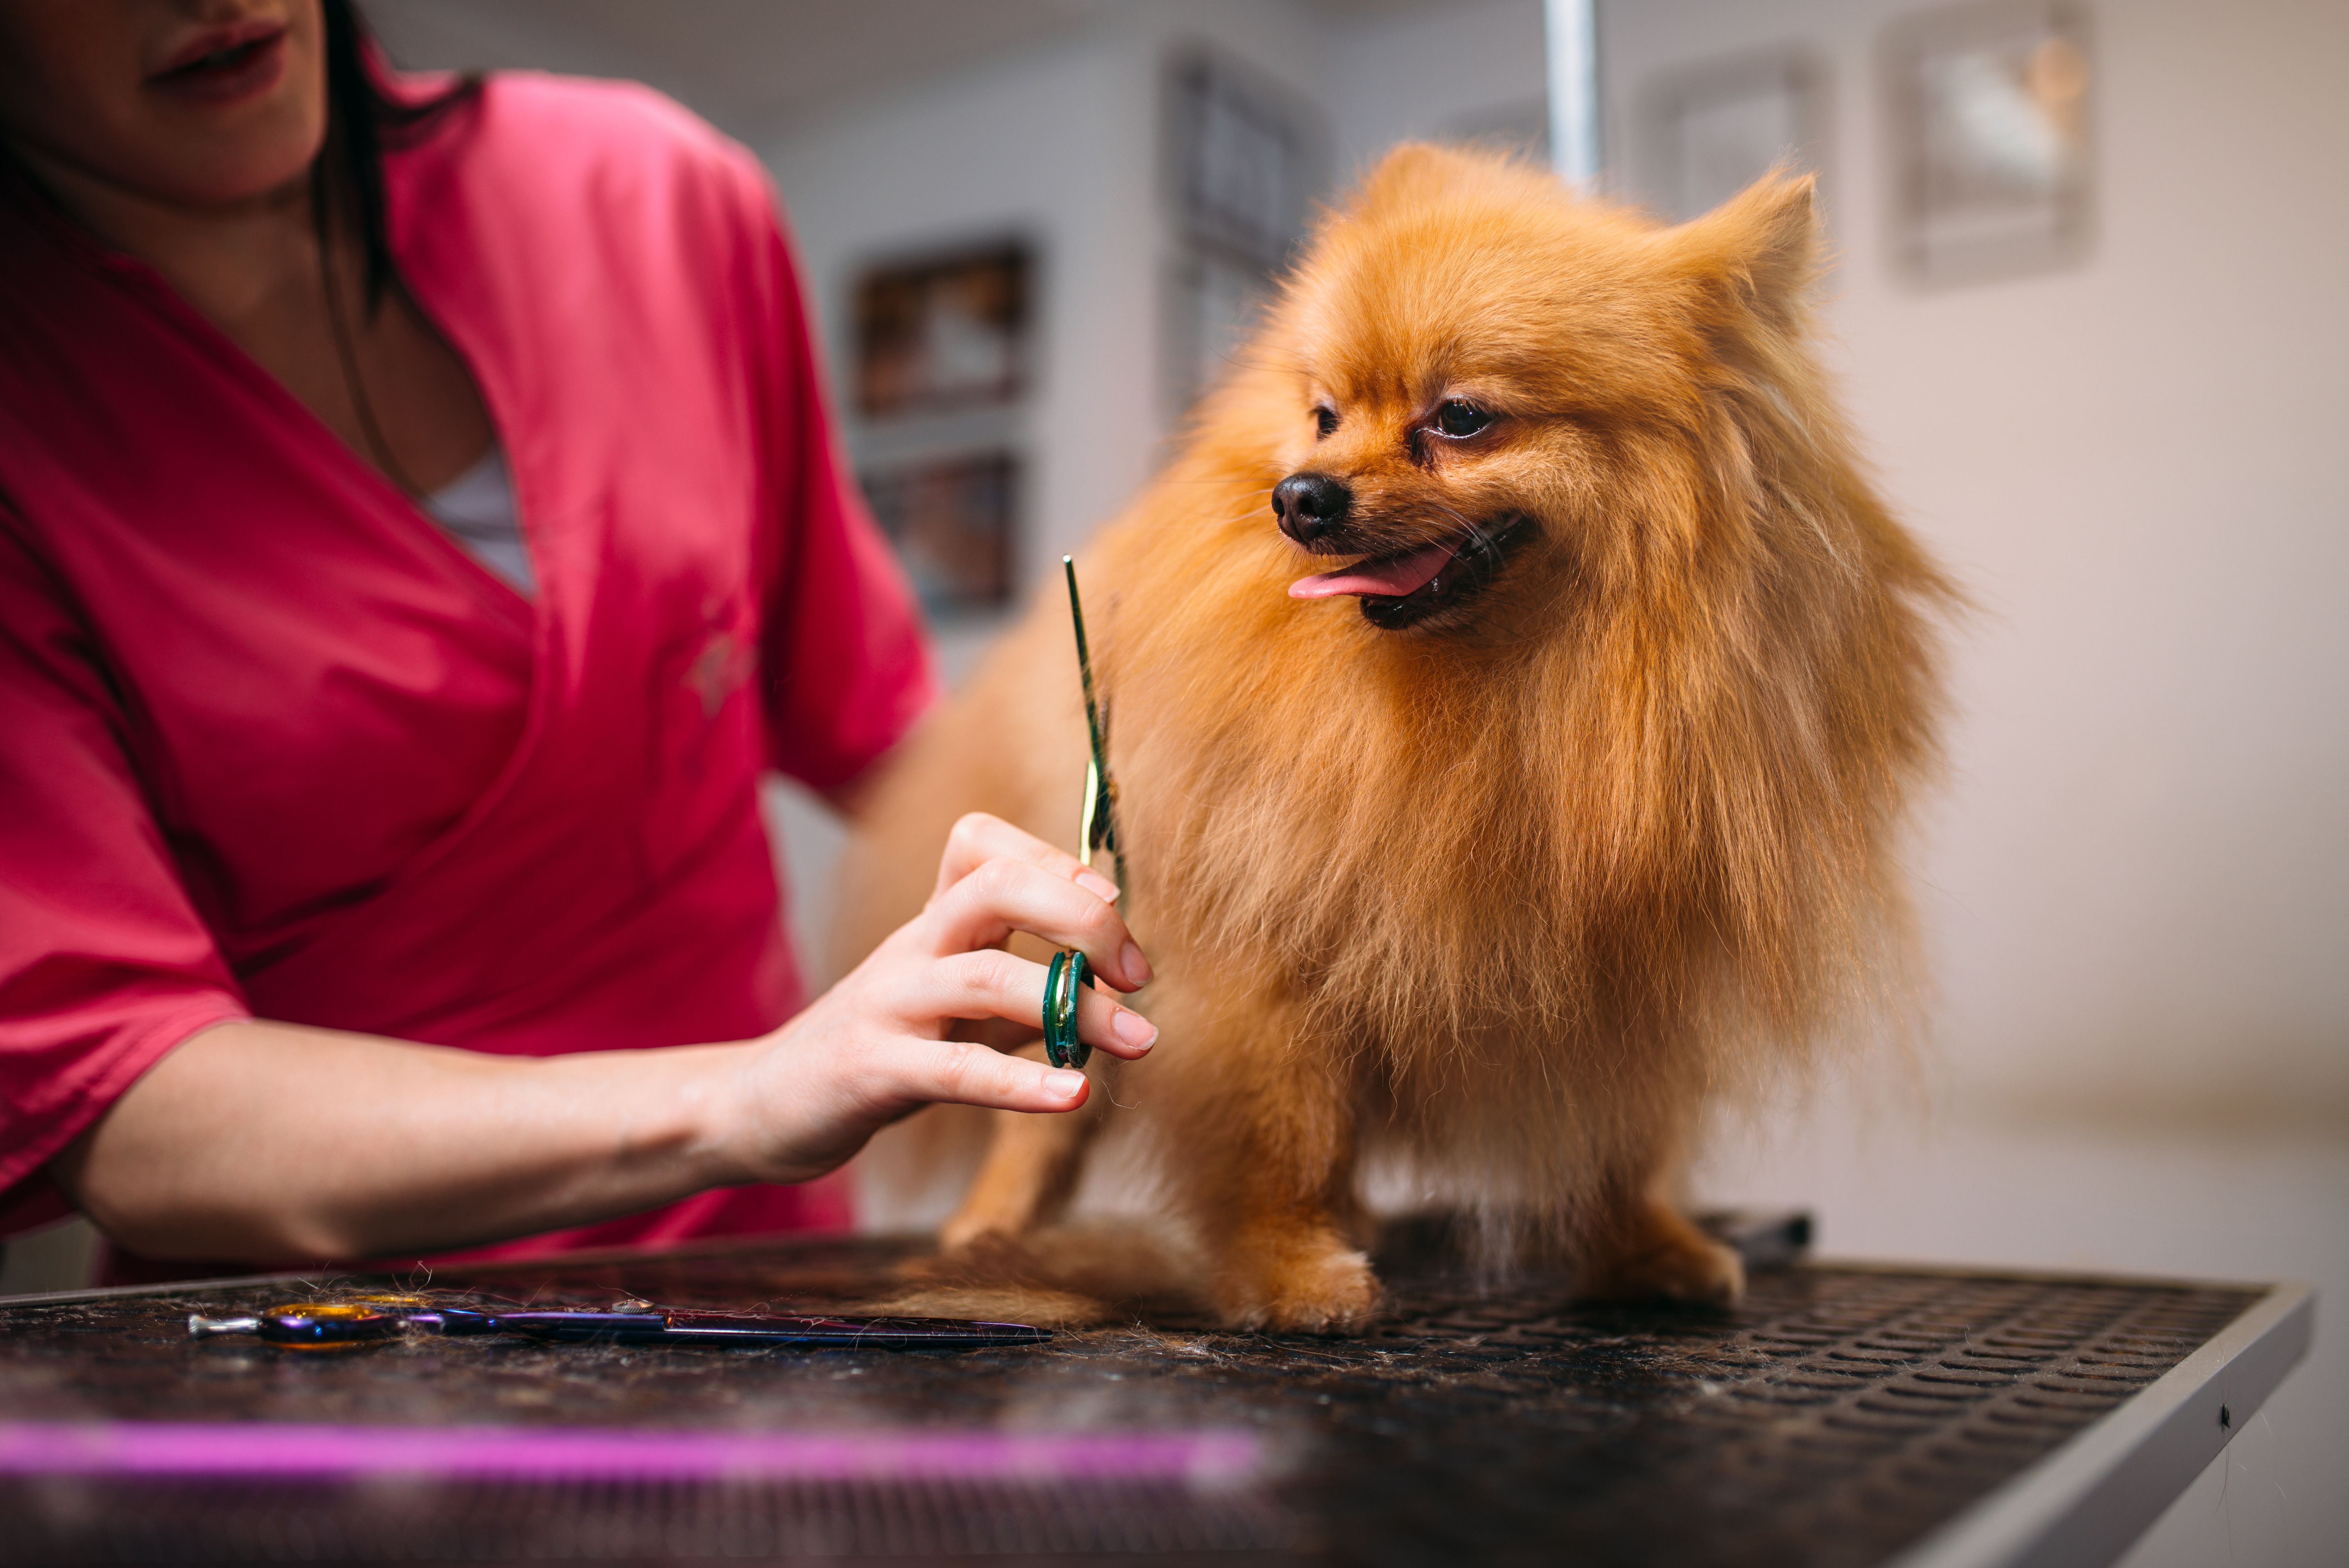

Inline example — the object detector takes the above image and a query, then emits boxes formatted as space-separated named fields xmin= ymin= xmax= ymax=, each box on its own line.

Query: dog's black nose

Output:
xmin=1273 ymin=472 xmax=1352 ymax=545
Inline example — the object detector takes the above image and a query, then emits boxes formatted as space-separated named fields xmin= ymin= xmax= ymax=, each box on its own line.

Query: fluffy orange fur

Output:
xmin=835 ymin=146 xmax=1953 ymax=1331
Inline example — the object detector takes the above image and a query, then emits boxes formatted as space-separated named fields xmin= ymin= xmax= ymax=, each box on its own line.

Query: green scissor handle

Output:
xmin=1043 ymin=948 xmax=1089 ymax=1070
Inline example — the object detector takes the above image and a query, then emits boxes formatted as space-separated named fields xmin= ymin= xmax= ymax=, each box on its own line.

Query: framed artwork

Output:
xmin=1635 ymin=47 xmax=1828 ymax=225
xmin=1167 ymin=50 xmax=1309 ymax=273
xmin=852 ymin=242 xmax=1032 ymax=417
xmin=1162 ymin=48 xmax=1319 ymax=413
xmin=1882 ymin=0 xmax=2094 ymax=285
xmin=858 ymin=451 xmax=1019 ymax=618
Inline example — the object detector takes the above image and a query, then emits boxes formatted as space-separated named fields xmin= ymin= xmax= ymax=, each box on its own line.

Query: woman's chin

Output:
xmin=119 ymin=105 xmax=325 ymax=213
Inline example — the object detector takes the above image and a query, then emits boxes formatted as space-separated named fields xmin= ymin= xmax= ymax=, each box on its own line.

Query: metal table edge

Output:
xmin=1789 ymin=1254 xmax=2306 ymax=1294
xmin=0 ymin=1251 xmax=2292 ymax=1311
xmin=1884 ymin=1278 xmax=2314 ymax=1568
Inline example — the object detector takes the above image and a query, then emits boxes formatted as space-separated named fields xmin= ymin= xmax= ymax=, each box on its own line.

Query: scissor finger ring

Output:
xmin=1043 ymin=948 xmax=1091 ymax=1070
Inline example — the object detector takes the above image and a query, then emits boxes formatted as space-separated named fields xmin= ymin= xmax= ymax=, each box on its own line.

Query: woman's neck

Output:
xmin=10 ymin=134 xmax=323 ymax=337
xmin=9 ymin=134 xmax=493 ymax=496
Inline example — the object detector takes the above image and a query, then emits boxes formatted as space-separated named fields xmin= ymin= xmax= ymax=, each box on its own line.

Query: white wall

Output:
xmin=1326 ymin=0 xmax=1547 ymax=178
xmin=758 ymin=26 xmax=1147 ymax=669
xmin=1604 ymin=0 xmax=2349 ymax=1124
xmin=1600 ymin=6 xmax=2349 ymax=1563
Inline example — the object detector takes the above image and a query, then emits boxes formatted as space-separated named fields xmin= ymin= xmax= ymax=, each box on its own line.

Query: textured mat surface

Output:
xmin=0 ymin=1235 xmax=2259 ymax=1566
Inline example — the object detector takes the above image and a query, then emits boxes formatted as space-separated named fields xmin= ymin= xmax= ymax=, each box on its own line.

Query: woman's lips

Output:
xmin=146 ymin=23 xmax=289 ymax=107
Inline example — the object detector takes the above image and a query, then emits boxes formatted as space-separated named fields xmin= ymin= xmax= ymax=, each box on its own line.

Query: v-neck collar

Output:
xmin=5 ymin=137 xmax=561 ymax=892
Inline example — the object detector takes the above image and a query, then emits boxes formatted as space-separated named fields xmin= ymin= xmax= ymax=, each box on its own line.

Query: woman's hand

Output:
xmin=706 ymin=813 xmax=1157 ymax=1186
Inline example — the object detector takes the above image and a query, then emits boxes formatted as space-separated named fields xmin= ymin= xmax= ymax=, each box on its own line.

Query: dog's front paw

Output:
xmin=1577 ymin=1204 xmax=1746 ymax=1306
xmin=937 ymin=1210 xmax=1009 ymax=1255
xmin=1212 ymin=1229 xmax=1381 ymax=1333
xmin=1586 ymin=1234 xmax=1745 ymax=1306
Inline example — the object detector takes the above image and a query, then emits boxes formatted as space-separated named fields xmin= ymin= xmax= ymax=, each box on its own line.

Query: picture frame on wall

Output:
xmin=1881 ymin=0 xmax=2094 ymax=286
xmin=1161 ymin=48 xmax=1321 ymax=414
xmin=1635 ymin=46 xmax=1829 ymax=226
xmin=852 ymin=241 xmax=1032 ymax=417
xmin=857 ymin=451 xmax=1021 ymax=619
xmin=1167 ymin=50 xmax=1308 ymax=278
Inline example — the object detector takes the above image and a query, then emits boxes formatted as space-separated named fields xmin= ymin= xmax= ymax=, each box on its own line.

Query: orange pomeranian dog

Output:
xmin=833 ymin=145 xmax=1953 ymax=1331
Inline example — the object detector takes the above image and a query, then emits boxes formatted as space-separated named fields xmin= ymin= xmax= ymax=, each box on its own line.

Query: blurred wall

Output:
xmin=1604 ymin=18 xmax=2349 ymax=1556
xmin=1606 ymin=0 xmax=2349 ymax=1128
xmin=1327 ymin=0 xmax=1547 ymax=173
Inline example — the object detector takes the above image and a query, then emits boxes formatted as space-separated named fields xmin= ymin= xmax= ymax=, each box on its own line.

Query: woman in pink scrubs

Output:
xmin=0 ymin=0 xmax=1157 ymax=1278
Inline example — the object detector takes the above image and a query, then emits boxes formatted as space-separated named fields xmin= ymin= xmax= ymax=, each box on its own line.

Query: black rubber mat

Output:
xmin=0 ymin=1233 xmax=2260 ymax=1566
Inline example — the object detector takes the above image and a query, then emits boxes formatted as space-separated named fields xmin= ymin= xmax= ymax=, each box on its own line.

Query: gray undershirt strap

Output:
xmin=420 ymin=445 xmax=534 ymax=599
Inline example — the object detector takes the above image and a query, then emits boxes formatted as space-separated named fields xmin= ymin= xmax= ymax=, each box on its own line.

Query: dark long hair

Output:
xmin=317 ymin=0 xmax=480 ymax=312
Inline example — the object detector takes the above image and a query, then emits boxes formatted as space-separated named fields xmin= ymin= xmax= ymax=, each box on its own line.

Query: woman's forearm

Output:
xmin=50 ymin=815 xmax=1161 ymax=1266
xmin=54 ymin=1019 xmax=754 ymax=1262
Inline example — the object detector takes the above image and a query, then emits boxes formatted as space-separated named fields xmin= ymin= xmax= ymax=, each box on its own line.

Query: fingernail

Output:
xmin=1121 ymin=941 xmax=1153 ymax=987
xmin=1045 ymin=1069 xmax=1087 ymax=1099
xmin=1075 ymin=869 xmax=1120 ymax=902
xmin=1112 ymin=1009 xmax=1158 ymax=1052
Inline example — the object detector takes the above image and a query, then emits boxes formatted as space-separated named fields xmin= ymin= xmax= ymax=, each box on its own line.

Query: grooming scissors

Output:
xmin=187 ymin=1298 xmax=1050 ymax=1351
xmin=1043 ymin=556 xmax=1119 ymax=1072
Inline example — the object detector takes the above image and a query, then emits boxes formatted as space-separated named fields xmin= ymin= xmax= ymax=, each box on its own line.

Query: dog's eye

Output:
xmin=1432 ymin=399 xmax=1494 ymax=438
xmin=1314 ymin=406 xmax=1339 ymax=439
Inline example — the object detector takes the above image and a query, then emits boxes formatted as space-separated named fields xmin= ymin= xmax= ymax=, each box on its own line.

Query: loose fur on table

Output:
xmin=836 ymin=146 xmax=1955 ymax=1332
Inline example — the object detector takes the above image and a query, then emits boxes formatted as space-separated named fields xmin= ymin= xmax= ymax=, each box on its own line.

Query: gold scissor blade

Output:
xmin=1064 ymin=556 xmax=1119 ymax=880
xmin=1079 ymin=755 xmax=1101 ymax=869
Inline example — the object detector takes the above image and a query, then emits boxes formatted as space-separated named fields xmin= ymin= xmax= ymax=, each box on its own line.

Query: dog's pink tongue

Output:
xmin=1289 ymin=540 xmax=1454 ymax=600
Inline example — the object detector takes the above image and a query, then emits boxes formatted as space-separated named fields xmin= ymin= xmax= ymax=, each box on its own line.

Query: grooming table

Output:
xmin=0 ymin=1226 xmax=2307 ymax=1567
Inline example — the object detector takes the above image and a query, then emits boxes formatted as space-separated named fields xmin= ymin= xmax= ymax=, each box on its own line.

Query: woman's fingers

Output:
xmin=906 ymin=950 xmax=1156 ymax=1060
xmin=932 ymin=812 xmax=1119 ymax=906
xmin=920 ymin=855 xmax=1151 ymax=991
xmin=877 ymin=1036 xmax=1093 ymax=1114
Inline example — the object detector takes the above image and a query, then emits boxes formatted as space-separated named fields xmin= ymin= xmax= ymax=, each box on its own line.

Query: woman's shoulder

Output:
xmin=478 ymin=71 xmax=755 ymax=172
xmin=396 ymin=70 xmax=774 ymax=234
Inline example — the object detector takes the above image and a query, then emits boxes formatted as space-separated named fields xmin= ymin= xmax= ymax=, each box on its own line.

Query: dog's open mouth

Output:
xmin=1287 ymin=515 xmax=1532 ymax=630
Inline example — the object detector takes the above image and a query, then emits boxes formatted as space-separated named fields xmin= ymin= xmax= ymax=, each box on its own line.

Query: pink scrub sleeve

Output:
xmin=0 ymin=517 xmax=250 ymax=1234
xmin=747 ymin=198 xmax=937 ymax=793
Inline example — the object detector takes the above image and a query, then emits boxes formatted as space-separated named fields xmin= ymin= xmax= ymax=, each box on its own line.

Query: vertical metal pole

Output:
xmin=1544 ymin=0 xmax=1601 ymax=191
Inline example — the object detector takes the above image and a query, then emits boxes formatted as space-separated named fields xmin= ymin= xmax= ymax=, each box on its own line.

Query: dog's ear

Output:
xmin=1350 ymin=142 xmax=1490 ymax=212
xmin=1668 ymin=171 xmax=1820 ymax=326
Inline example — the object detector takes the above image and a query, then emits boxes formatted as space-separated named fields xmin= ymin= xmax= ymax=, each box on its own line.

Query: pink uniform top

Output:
xmin=0 ymin=73 xmax=936 ymax=1269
